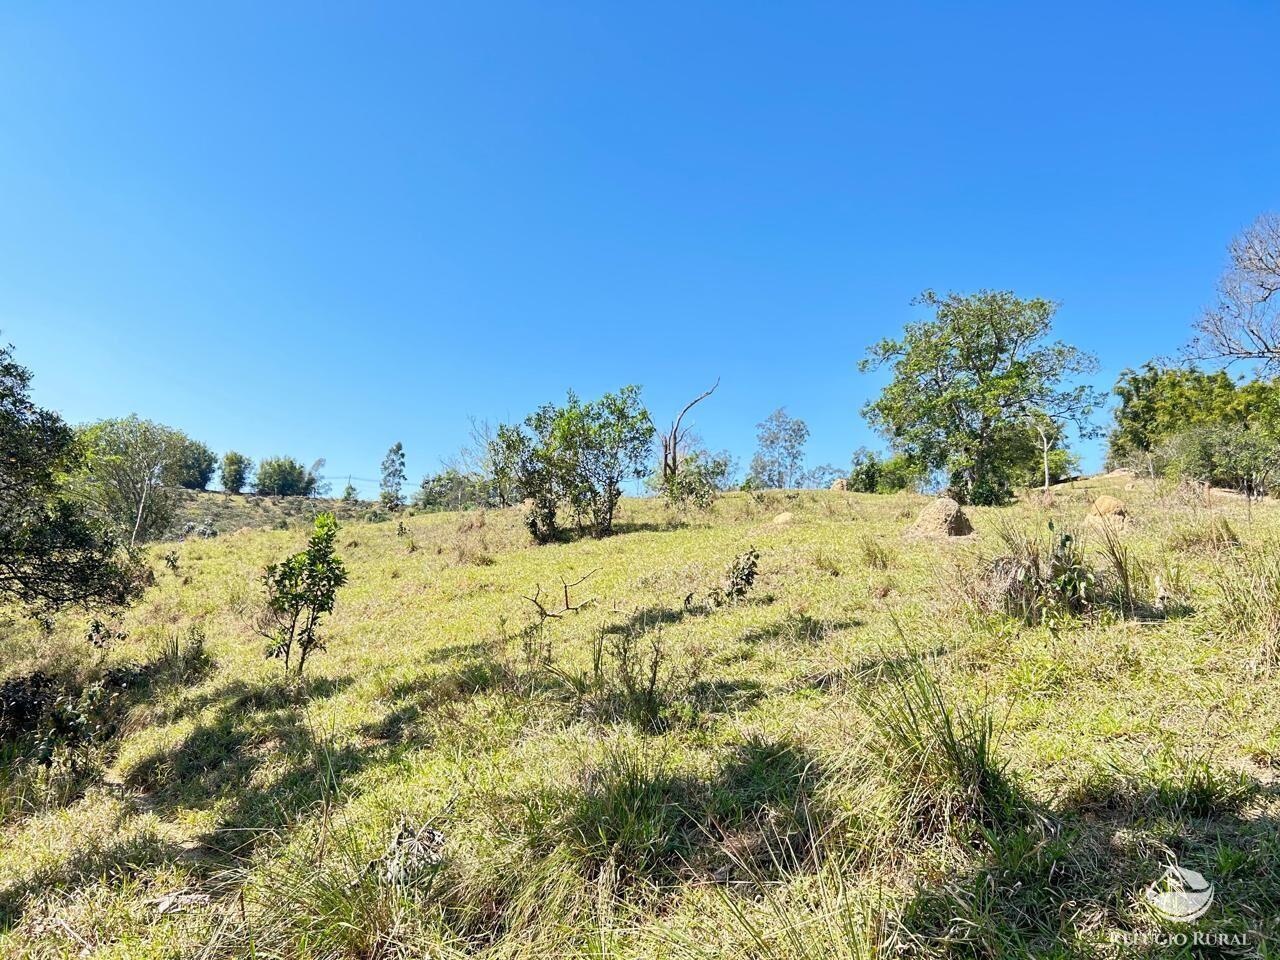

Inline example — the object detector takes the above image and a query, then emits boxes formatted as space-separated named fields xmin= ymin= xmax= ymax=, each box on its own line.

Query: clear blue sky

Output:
xmin=3 ymin=3 xmax=1277 ymax=496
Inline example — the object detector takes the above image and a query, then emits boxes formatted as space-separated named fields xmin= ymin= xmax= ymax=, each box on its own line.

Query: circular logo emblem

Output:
xmin=1145 ymin=864 xmax=1214 ymax=923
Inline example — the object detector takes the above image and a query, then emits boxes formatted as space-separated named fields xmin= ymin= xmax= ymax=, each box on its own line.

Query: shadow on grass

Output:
xmin=121 ymin=674 xmax=373 ymax=857
xmin=894 ymin=755 xmax=1280 ymax=954
xmin=0 ymin=809 xmax=182 ymax=931
xmin=739 ymin=613 xmax=864 ymax=646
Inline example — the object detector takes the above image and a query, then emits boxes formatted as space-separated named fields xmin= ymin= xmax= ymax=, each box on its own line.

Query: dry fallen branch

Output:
xmin=522 ymin=568 xmax=600 ymax=622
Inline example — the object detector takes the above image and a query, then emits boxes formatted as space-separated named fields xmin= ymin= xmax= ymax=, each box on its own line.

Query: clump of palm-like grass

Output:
xmin=857 ymin=656 xmax=1029 ymax=835
xmin=976 ymin=520 xmax=1098 ymax=625
xmin=976 ymin=519 xmax=1162 ymax=625
xmin=521 ymin=739 xmax=694 ymax=884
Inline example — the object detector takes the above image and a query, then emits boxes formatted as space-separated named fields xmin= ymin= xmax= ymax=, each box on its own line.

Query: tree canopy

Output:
xmin=493 ymin=386 xmax=655 ymax=541
xmin=255 ymin=457 xmax=320 ymax=497
xmin=0 ymin=342 xmax=139 ymax=612
xmin=860 ymin=290 xmax=1103 ymax=504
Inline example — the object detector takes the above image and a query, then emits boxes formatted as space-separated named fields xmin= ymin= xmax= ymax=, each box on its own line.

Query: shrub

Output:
xmin=499 ymin=386 xmax=655 ymax=542
xmin=553 ymin=386 xmax=655 ymax=537
xmin=600 ymin=621 xmax=671 ymax=730
xmin=660 ymin=450 xmax=730 ymax=511
xmin=980 ymin=521 xmax=1097 ymax=624
xmin=693 ymin=547 xmax=760 ymax=608
xmin=257 ymin=513 xmax=348 ymax=674
xmin=413 ymin=467 xmax=491 ymax=512
xmin=848 ymin=448 xmax=921 ymax=494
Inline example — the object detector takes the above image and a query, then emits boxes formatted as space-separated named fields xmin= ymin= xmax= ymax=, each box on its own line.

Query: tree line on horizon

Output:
xmin=4 ymin=210 xmax=1280 ymax=609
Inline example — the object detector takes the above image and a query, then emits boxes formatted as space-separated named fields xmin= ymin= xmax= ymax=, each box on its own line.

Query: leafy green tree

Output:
xmin=255 ymin=457 xmax=317 ymax=497
xmin=257 ymin=513 xmax=348 ymax=675
xmin=173 ymin=439 xmax=217 ymax=490
xmin=498 ymin=416 xmax=561 ymax=542
xmin=220 ymin=451 xmax=252 ymax=494
xmin=553 ymin=385 xmax=655 ymax=536
xmin=489 ymin=422 xmax=530 ymax=509
xmin=848 ymin=448 xmax=923 ymax=494
xmin=76 ymin=416 xmax=188 ymax=544
xmin=1109 ymin=365 xmax=1243 ymax=464
xmin=1107 ymin=364 xmax=1280 ymax=477
xmin=341 ymin=481 xmax=359 ymax=503
xmin=497 ymin=386 xmax=655 ymax=541
xmin=860 ymin=290 xmax=1103 ymax=505
xmin=749 ymin=409 xmax=809 ymax=488
xmin=380 ymin=442 xmax=406 ymax=511
xmin=0 ymin=342 xmax=140 ymax=611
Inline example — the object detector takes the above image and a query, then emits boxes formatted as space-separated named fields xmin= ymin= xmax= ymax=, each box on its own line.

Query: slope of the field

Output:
xmin=164 ymin=489 xmax=368 ymax=540
xmin=2 ymin=480 xmax=1279 ymax=958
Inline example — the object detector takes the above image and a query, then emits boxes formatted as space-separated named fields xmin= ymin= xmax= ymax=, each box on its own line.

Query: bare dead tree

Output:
xmin=1193 ymin=213 xmax=1280 ymax=369
xmin=659 ymin=379 xmax=719 ymax=482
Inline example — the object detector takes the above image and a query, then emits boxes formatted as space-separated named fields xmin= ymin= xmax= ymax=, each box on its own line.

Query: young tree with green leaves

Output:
xmin=380 ymin=442 xmax=406 ymax=511
xmin=749 ymin=409 xmax=809 ymax=488
xmin=496 ymin=386 xmax=655 ymax=541
xmin=220 ymin=451 xmax=252 ymax=494
xmin=860 ymin=290 xmax=1104 ymax=505
xmin=553 ymin=385 xmax=655 ymax=536
xmin=258 ymin=513 xmax=348 ymax=675
xmin=0 ymin=341 xmax=140 ymax=612
xmin=660 ymin=449 xmax=731 ymax=511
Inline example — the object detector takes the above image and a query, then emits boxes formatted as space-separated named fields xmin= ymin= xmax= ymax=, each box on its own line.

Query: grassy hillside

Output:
xmin=3 ymin=479 xmax=1279 ymax=958
xmin=164 ymin=489 xmax=369 ymax=540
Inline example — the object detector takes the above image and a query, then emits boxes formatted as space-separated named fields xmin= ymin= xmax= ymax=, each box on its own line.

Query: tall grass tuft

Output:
xmin=858 ymin=658 xmax=1028 ymax=832
xmin=1093 ymin=522 xmax=1149 ymax=616
xmin=1203 ymin=547 xmax=1280 ymax=668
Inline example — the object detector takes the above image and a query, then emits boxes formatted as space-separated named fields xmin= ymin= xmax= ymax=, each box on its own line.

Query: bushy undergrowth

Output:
xmin=976 ymin=520 xmax=1159 ymax=625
